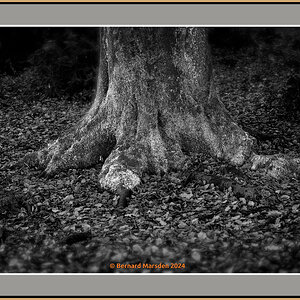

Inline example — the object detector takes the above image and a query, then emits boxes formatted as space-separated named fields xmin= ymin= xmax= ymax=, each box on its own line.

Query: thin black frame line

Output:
xmin=1 ymin=297 xmax=300 ymax=298
xmin=1 ymin=1 xmax=300 ymax=4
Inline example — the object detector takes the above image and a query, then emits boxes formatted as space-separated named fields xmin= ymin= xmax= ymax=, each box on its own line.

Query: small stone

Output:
xmin=248 ymin=201 xmax=255 ymax=206
xmin=157 ymin=218 xmax=167 ymax=226
xmin=178 ymin=221 xmax=187 ymax=229
xmin=111 ymin=253 xmax=124 ymax=262
xmin=119 ymin=225 xmax=129 ymax=231
xmin=151 ymin=245 xmax=159 ymax=253
xmin=189 ymin=237 xmax=196 ymax=243
xmin=240 ymin=197 xmax=246 ymax=204
xmin=188 ymin=232 xmax=196 ymax=238
xmin=9 ymin=258 xmax=22 ymax=268
xmin=191 ymin=250 xmax=201 ymax=262
xmin=144 ymin=246 xmax=152 ymax=256
xmin=265 ymin=244 xmax=281 ymax=251
xmin=197 ymin=232 xmax=207 ymax=240
xmin=132 ymin=244 xmax=143 ymax=255
xmin=267 ymin=210 xmax=281 ymax=217
xmin=280 ymin=195 xmax=290 ymax=201
xmin=63 ymin=195 xmax=74 ymax=201
xmin=179 ymin=192 xmax=193 ymax=200
xmin=74 ymin=206 xmax=83 ymax=212
xmin=122 ymin=237 xmax=130 ymax=244
xmin=82 ymin=223 xmax=91 ymax=232
xmin=162 ymin=248 xmax=171 ymax=257
xmin=156 ymin=238 xmax=163 ymax=246
xmin=191 ymin=218 xmax=199 ymax=225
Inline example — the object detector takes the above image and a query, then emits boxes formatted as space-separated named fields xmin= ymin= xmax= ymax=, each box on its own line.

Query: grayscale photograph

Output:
xmin=0 ymin=27 xmax=300 ymax=273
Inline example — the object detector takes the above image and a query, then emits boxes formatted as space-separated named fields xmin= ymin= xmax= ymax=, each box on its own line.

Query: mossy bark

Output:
xmin=24 ymin=28 xmax=299 ymax=192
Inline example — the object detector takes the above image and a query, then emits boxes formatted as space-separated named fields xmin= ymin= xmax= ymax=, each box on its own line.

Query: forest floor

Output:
xmin=1 ymin=30 xmax=300 ymax=272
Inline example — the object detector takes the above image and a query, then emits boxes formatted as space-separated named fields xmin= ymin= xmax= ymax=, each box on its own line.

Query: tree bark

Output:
xmin=24 ymin=28 xmax=299 ymax=192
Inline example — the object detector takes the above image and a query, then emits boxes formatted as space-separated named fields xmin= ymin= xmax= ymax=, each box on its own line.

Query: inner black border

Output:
xmin=0 ymin=2 xmax=300 ymax=4
xmin=0 ymin=297 xmax=300 ymax=298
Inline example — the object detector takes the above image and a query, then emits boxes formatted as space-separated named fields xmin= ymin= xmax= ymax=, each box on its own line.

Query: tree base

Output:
xmin=22 ymin=28 xmax=300 ymax=193
xmin=23 ymin=101 xmax=300 ymax=194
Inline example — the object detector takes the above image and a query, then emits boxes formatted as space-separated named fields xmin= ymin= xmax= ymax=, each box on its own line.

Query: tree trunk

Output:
xmin=24 ymin=28 xmax=299 ymax=192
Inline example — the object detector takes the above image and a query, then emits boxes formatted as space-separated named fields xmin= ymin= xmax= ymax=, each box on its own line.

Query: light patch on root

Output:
xmin=250 ymin=154 xmax=273 ymax=170
xmin=148 ymin=129 xmax=169 ymax=173
xmin=250 ymin=153 xmax=300 ymax=178
xmin=199 ymin=116 xmax=223 ymax=158
xmin=224 ymin=129 xmax=255 ymax=166
xmin=22 ymin=139 xmax=60 ymax=169
xmin=98 ymin=127 xmax=187 ymax=192
xmin=99 ymin=163 xmax=141 ymax=191
xmin=174 ymin=111 xmax=254 ymax=167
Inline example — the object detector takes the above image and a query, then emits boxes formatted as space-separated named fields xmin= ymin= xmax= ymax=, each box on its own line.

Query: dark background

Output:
xmin=0 ymin=28 xmax=99 ymax=100
xmin=0 ymin=28 xmax=299 ymax=106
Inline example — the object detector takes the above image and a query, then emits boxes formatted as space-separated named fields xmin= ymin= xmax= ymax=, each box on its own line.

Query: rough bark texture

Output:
xmin=24 ymin=28 xmax=299 ymax=192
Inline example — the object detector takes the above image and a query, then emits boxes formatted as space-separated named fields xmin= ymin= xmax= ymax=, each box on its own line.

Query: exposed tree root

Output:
xmin=22 ymin=104 xmax=116 ymax=176
xmin=249 ymin=153 xmax=300 ymax=178
xmin=98 ymin=130 xmax=187 ymax=191
xmin=23 ymin=122 xmax=300 ymax=193
xmin=22 ymin=86 xmax=300 ymax=192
